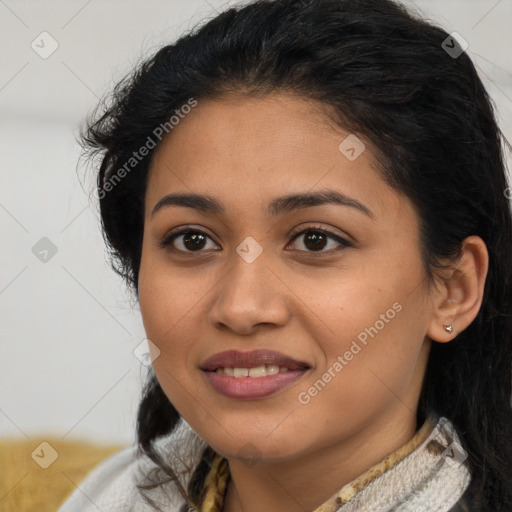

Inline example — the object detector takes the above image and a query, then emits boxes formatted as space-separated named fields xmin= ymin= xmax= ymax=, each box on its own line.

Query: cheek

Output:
xmin=138 ymin=277 xmax=200 ymax=419
xmin=305 ymin=265 xmax=428 ymax=392
xmin=138 ymin=261 xmax=196 ymax=391
xmin=138 ymin=250 xmax=207 ymax=339
xmin=297 ymin=270 xmax=403 ymax=351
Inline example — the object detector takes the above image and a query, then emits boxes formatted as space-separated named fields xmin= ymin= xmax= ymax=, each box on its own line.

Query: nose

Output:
xmin=208 ymin=251 xmax=291 ymax=336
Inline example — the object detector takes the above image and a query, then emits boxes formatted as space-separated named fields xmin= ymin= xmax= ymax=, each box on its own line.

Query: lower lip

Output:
xmin=203 ymin=370 xmax=307 ymax=399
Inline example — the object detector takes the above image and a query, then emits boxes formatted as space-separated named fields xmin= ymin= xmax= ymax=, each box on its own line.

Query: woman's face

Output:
xmin=138 ymin=92 xmax=436 ymax=464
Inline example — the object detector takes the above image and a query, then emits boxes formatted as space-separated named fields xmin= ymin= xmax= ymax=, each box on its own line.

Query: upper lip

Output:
xmin=200 ymin=349 xmax=310 ymax=371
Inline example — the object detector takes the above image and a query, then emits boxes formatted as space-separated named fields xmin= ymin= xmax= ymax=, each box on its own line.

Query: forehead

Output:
xmin=145 ymin=92 xmax=407 ymax=222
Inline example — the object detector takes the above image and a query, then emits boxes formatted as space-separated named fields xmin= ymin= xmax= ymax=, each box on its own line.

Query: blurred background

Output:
xmin=1 ymin=0 xmax=511 ymax=446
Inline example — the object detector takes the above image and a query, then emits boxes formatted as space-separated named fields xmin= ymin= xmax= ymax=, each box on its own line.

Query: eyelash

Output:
xmin=157 ymin=224 xmax=352 ymax=256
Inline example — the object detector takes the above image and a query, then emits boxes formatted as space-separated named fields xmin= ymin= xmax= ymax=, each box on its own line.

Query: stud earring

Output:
xmin=443 ymin=325 xmax=454 ymax=333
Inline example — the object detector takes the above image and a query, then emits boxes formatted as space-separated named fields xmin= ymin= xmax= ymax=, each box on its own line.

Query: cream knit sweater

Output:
xmin=57 ymin=415 xmax=472 ymax=512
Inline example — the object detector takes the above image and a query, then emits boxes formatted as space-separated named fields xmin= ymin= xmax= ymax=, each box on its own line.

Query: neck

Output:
xmin=222 ymin=404 xmax=419 ymax=512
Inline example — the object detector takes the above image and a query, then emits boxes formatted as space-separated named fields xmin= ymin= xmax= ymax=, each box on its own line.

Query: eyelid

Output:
xmin=288 ymin=223 xmax=352 ymax=245
xmin=157 ymin=224 xmax=220 ymax=250
xmin=286 ymin=225 xmax=352 ymax=255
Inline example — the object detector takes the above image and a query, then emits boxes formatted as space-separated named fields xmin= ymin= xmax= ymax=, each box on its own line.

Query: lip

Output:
xmin=200 ymin=349 xmax=310 ymax=400
xmin=200 ymin=349 xmax=309 ymax=371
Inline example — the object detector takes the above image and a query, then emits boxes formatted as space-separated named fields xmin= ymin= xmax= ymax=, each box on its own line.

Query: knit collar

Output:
xmin=198 ymin=414 xmax=471 ymax=512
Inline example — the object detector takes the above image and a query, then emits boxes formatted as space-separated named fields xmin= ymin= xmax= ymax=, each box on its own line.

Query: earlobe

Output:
xmin=426 ymin=235 xmax=489 ymax=343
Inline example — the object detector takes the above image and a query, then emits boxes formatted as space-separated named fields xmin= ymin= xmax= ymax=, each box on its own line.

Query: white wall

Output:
xmin=1 ymin=0 xmax=511 ymax=445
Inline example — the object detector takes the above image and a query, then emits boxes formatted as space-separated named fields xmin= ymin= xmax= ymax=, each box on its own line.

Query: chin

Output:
xmin=201 ymin=430 xmax=308 ymax=465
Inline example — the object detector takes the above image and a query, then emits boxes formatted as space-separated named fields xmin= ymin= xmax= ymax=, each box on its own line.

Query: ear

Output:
xmin=426 ymin=235 xmax=489 ymax=343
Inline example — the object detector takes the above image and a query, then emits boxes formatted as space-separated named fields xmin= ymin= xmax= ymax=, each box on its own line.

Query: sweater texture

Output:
xmin=57 ymin=414 xmax=472 ymax=512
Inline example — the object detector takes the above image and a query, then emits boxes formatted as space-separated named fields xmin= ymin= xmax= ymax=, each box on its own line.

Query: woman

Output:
xmin=58 ymin=0 xmax=512 ymax=510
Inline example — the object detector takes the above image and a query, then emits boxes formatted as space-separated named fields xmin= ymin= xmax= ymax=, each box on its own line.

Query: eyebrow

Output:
xmin=150 ymin=189 xmax=374 ymax=219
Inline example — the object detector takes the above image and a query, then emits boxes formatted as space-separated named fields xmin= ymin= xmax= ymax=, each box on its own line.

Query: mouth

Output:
xmin=200 ymin=349 xmax=310 ymax=400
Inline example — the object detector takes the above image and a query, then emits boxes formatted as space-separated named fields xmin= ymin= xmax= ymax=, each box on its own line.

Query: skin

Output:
xmin=137 ymin=92 xmax=488 ymax=512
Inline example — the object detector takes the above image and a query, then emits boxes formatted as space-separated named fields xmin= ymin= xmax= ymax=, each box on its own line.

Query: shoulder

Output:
xmin=56 ymin=445 xmax=147 ymax=512
xmin=57 ymin=422 xmax=207 ymax=512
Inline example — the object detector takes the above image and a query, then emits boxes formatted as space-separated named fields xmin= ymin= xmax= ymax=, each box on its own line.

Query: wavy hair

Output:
xmin=80 ymin=0 xmax=512 ymax=509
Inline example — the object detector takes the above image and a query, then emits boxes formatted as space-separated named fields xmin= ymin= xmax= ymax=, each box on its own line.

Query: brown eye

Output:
xmin=288 ymin=227 xmax=351 ymax=253
xmin=302 ymin=231 xmax=328 ymax=251
xmin=159 ymin=229 xmax=219 ymax=253
xmin=181 ymin=232 xmax=207 ymax=251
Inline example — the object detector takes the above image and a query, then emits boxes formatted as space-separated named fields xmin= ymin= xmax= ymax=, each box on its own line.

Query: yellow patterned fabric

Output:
xmin=200 ymin=455 xmax=230 ymax=512
xmin=198 ymin=416 xmax=436 ymax=512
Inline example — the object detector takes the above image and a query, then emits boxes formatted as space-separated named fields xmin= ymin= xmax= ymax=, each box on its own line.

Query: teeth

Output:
xmin=249 ymin=365 xmax=267 ymax=378
xmin=215 ymin=364 xmax=292 ymax=378
xmin=266 ymin=365 xmax=279 ymax=375
xmin=233 ymin=368 xmax=249 ymax=378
